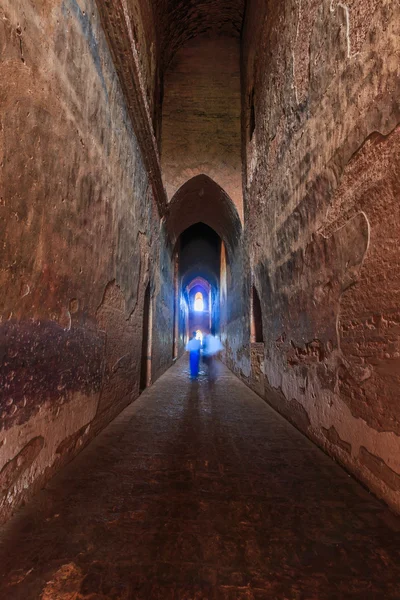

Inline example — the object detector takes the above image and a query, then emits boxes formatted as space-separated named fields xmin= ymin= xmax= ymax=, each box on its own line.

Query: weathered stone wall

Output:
xmin=161 ymin=34 xmax=243 ymax=219
xmin=242 ymin=0 xmax=400 ymax=511
xmin=0 ymin=0 xmax=173 ymax=523
xmin=221 ymin=241 xmax=250 ymax=382
xmin=126 ymin=0 xmax=157 ymax=117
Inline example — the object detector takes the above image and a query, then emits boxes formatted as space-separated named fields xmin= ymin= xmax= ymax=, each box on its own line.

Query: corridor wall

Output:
xmin=0 ymin=0 xmax=174 ymax=523
xmin=239 ymin=0 xmax=400 ymax=512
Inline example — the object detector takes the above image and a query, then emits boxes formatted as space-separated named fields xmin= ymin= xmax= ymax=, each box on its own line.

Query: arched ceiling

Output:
xmin=96 ymin=0 xmax=246 ymax=220
xmin=167 ymin=174 xmax=242 ymax=254
xmin=182 ymin=265 xmax=219 ymax=290
xmin=186 ymin=276 xmax=212 ymax=294
xmin=152 ymin=0 xmax=246 ymax=69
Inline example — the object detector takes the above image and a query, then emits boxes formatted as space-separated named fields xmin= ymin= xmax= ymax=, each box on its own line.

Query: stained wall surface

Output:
xmin=239 ymin=0 xmax=400 ymax=511
xmin=126 ymin=0 xmax=158 ymax=117
xmin=0 ymin=0 xmax=173 ymax=523
xmin=161 ymin=35 xmax=243 ymax=219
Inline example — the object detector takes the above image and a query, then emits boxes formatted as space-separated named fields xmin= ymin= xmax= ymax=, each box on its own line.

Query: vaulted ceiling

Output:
xmin=152 ymin=0 xmax=246 ymax=69
xmin=95 ymin=0 xmax=246 ymax=217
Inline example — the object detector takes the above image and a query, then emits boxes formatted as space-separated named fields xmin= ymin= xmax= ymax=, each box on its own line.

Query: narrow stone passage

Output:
xmin=1 ymin=359 xmax=400 ymax=599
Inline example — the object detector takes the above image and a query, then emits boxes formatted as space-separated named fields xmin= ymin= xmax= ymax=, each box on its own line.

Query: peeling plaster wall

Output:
xmin=242 ymin=0 xmax=400 ymax=511
xmin=0 ymin=0 xmax=173 ymax=523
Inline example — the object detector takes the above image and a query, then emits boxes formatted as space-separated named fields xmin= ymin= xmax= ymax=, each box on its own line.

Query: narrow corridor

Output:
xmin=1 ymin=359 xmax=399 ymax=599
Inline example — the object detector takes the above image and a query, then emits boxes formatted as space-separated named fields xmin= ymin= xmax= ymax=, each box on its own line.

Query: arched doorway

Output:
xmin=166 ymin=174 xmax=242 ymax=254
xmin=167 ymin=175 xmax=242 ymax=358
xmin=140 ymin=283 xmax=152 ymax=391
xmin=186 ymin=274 xmax=213 ymax=342
xmin=194 ymin=291 xmax=204 ymax=312
xmin=251 ymin=285 xmax=263 ymax=343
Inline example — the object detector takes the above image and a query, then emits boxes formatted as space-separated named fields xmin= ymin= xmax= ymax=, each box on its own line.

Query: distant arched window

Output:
xmin=194 ymin=292 xmax=204 ymax=312
xmin=251 ymin=286 xmax=263 ymax=343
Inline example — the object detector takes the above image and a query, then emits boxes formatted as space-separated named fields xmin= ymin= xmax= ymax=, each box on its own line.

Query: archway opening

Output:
xmin=166 ymin=174 xmax=242 ymax=255
xmin=194 ymin=292 xmax=204 ymax=312
xmin=187 ymin=278 xmax=212 ymax=343
xmin=251 ymin=286 xmax=264 ymax=344
xmin=167 ymin=176 xmax=242 ymax=358
xmin=173 ymin=223 xmax=220 ymax=350
xmin=140 ymin=283 xmax=152 ymax=391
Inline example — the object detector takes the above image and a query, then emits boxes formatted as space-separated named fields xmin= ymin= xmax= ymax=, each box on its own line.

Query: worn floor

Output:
xmin=1 ymin=359 xmax=400 ymax=599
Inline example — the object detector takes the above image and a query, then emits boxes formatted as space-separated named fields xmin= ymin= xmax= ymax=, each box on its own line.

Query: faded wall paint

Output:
xmin=241 ymin=0 xmax=400 ymax=512
xmin=0 ymin=0 xmax=173 ymax=523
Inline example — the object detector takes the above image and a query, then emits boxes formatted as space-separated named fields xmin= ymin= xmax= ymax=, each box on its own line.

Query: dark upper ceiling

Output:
xmin=152 ymin=0 xmax=246 ymax=69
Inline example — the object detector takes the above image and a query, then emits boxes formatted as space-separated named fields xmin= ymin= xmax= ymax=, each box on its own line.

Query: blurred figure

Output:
xmin=202 ymin=332 xmax=223 ymax=384
xmin=186 ymin=331 xmax=201 ymax=379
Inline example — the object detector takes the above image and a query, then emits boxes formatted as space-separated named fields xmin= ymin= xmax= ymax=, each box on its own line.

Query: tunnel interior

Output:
xmin=1 ymin=0 xmax=400 ymax=535
xmin=178 ymin=223 xmax=221 ymax=345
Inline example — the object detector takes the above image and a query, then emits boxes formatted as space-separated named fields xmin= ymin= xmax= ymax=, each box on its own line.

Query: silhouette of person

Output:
xmin=186 ymin=331 xmax=201 ymax=379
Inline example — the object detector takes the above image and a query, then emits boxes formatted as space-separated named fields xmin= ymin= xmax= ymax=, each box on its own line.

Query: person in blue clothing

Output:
xmin=186 ymin=331 xmax=201 ymax=379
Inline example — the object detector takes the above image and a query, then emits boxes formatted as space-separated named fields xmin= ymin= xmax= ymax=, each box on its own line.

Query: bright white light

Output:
xmin=194 ymin=292 xmax=204 ymax=312
xmin=196 ymin=330 xmax=203 ymax=343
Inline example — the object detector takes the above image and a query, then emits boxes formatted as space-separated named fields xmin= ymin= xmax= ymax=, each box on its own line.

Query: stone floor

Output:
xmin=1 ymin=359 xmax=400 ymax=599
